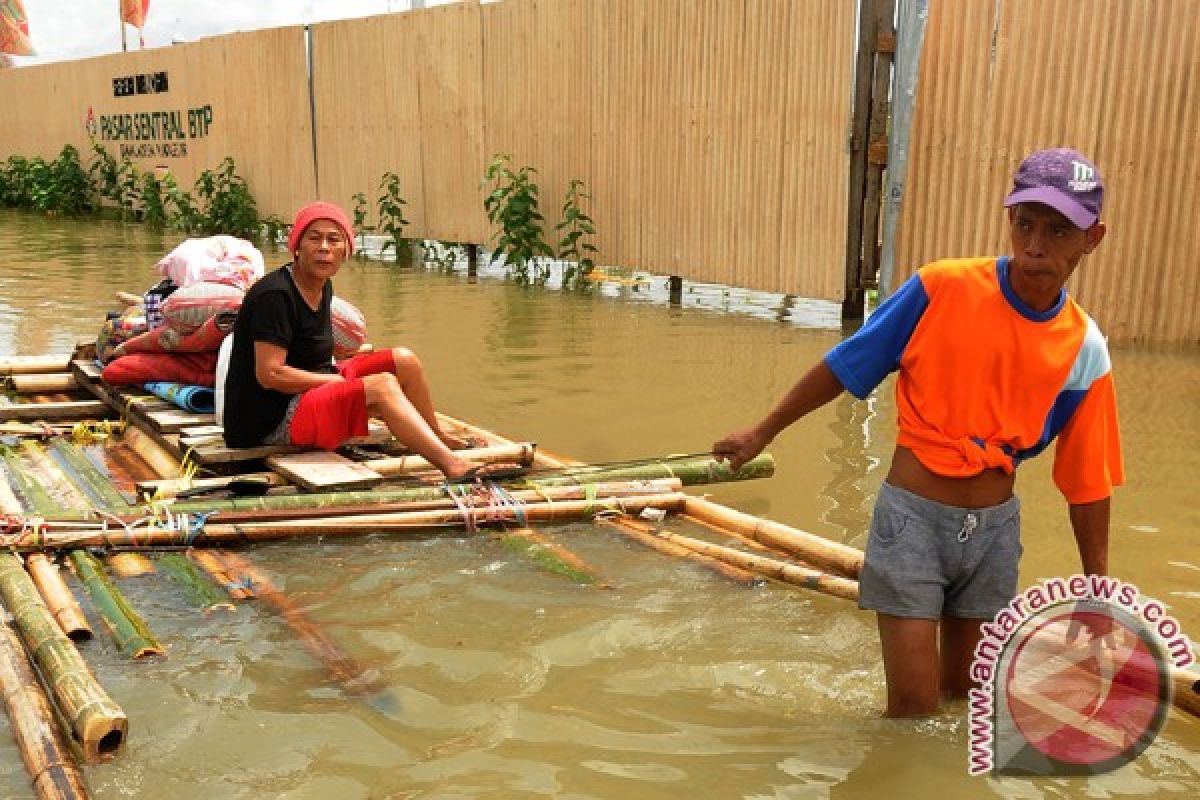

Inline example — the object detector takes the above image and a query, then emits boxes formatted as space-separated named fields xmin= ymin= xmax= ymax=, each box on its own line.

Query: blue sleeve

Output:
xmin=825 ymin=273 xmax=929 ymax=399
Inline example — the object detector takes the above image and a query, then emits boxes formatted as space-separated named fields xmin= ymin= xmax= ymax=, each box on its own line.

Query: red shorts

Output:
xmin=289 ymin=350 xmax=396 ymax=450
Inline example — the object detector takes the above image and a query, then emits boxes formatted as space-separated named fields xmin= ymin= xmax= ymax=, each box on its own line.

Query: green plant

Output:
xmin=87 ymin=142 xmax=139 ymax=217
xmin=376 ymin=173 xmax=409 ymax=261
xmin=555 ymin=178 xmax=598 ymax=287
xmin=482 ymin=154 xmax=553 ymax=283
xmin=261 ymin=214 xmax=287 ymax=244
xmin=162 ymin=174 xmax=200 ymax=232
xmin=351 ymin=191 xmax=370 ymax=255
xmin=193 ymin=157 xmax=259 ymax=239
xmin=140 ymin=173 xmax=167 ymax=228
xmin=0 ymin=155 xmax=33 ymax=207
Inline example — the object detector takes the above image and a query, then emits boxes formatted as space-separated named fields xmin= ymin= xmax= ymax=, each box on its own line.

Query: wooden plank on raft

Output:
xmin=266 ymin=451 xmax=384 ymax=492
xmin=143 ymin=409 xmax=217 ymax=433
xmin=0 ymin=399 xmax=113 ymax=421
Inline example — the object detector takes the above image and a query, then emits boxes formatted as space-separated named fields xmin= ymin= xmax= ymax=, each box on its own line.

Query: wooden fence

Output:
xmin=895 ymin=0 xmax=1200 ymax=343
xmin=1 ymin=0 xmax=1198 ymax=342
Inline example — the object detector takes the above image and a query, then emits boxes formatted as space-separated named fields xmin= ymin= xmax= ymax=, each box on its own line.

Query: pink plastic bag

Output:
xmin=155 ymin=236 xmax=265 ymax=290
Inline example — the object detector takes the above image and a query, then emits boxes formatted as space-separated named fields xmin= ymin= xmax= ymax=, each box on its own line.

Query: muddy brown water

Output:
xmin=0 ymin=210 xmax=1196 ymax=798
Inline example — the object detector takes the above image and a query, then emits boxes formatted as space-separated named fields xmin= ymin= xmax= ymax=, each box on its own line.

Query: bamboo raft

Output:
xmin=0 ymin=347 xmax=1196 ymax=797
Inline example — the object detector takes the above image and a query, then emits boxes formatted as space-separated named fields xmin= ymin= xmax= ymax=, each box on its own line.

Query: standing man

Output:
xmin=223 ymin=201 xmax=498 ymax=483
xmin=713 ymin=149 xmax=1123 ymax=716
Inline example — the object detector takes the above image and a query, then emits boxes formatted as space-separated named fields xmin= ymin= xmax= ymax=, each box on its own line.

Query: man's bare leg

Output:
xmin=877 ymin=613 xmax=941 ymax=717
xmin=390 ymin=347 xmax=469 ymax=449
xmin=362 ymin=373 xmax=473 ymax=478
xmin=939 ymin=615 xmax=986 ymax=700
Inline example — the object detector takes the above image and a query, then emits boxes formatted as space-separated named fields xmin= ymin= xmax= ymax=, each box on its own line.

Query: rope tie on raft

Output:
xmin=0 ymin=508 xmax=211 ymax=549
xmin=443 ymin=481 xmax=529 ymax=532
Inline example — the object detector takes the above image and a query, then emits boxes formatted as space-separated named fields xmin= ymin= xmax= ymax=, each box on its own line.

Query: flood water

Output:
xmin=0 ymin=209 xmax=1196 ymax=798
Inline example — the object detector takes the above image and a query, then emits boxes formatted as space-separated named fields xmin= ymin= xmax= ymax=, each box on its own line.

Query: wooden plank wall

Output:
xmin=312 ymin=0 xmax=856 ymax=299
xmin=894 ymin=0 xmax=1200 ymax=343
xmin=0 ymin=27 xmax=315 ymax=221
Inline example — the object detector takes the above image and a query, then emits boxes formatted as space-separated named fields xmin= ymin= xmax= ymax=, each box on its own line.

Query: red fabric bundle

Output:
xmin=102 ymin=352 xmax=220 ymax=387
xmin=113 ymin=312 xmax=236 ymax=356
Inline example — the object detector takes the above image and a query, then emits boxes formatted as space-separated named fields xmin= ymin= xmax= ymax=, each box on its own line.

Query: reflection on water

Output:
xmin=0 ymin=209 xmax=1197 ymax=798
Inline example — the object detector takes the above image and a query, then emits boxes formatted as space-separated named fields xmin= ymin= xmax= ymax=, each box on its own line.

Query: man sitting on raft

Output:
xmin=222 ymin=201 xmax=500 ymax=483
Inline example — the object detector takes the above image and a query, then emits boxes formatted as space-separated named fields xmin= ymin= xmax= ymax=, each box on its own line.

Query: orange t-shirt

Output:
xmin=825 ymin=256 xmax=1123 ymax=504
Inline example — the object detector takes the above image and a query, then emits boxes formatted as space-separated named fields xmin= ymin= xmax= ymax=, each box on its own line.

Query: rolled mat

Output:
xmin=143 ymin=381 xmax=216 ymax=413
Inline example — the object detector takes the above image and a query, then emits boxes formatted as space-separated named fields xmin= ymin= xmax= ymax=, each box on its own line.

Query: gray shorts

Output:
xmin=858 ymin=483 xmax=1022 ymax=620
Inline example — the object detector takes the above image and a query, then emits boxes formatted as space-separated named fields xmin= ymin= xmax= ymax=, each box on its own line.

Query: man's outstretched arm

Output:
xmin=712 ymin=359 xmax=845 ymax=471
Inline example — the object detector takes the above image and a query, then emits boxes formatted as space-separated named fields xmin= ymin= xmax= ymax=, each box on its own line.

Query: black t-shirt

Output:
xmin=223 ymin=266 xmax=335 ymax=447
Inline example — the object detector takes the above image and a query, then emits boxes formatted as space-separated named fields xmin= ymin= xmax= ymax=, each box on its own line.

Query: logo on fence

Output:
xmin=967 ymin=576 xmax=1193 ymax=776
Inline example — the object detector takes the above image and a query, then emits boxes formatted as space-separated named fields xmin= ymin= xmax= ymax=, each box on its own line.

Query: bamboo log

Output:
xmin=156 ymin=554 xmax=235 ymax=614
xmin=529 ymin=453 xmax=775 ymax=488
xmin=620 ymin=517 xmax=859 ymax=601
xmin=25 ymin=493 xmax=688 ymax=549
xmin=1 ymin=444 xmax=67 ymax=516
xmin=24 ymin=556 xmax=91 ymax=642
xmin=0 ymin=355 xmax=73 ymax=376
xmin=595 ymin=518 xmax=762 ymax=585
xmin=163 ymin=478 xmax=682 ymax=522
xmin=366 ymin=442 xmax=536 ymax=477
xmin=499 ymin=527 xmax=604 ymax=585
xmin=46 ymin=440 xmax=129 ymax=510
xmin=0 ymin=614 xmax=91 ymax=800
xmin=217 ymin=551 xmax=381 ymax=695
xmin=7 ymin=375 xmax=78 ymax=394
xmin=525 ymin=445 xmax=762 ymax=584
xmin=66 ymin=551 xmax=163 ymax=660
xmin=104 ymin=553 xmax=155 ymax=579
xmin=0 ymin=553 xmax=127 ymax=762
xmin=0 ymin=461 xmax=25 ymax=514
xmin=114 ymin=291 xmax=143 ymax=308
xmin=683 ymin=497 xmax=864 ymax=580
xmin=120 ymin=427 xmax=181 ymax=480
xmin=188 ymin=550 xmax=253 ymax=600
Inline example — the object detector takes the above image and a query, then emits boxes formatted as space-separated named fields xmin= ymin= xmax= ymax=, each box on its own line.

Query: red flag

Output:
xmin=0 ymin=0 xmax=35 ymax=57
xmin=121 ymin=0 xmax=150 ymax=30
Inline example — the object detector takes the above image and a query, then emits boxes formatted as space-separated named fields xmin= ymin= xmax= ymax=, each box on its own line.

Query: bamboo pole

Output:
xmin=619 ymin=517 xmax=859 ymax=601
xmin=156 ymin=554 xmax=235 ymax=614
xmin=46 ymin=440 xmax=129 ymax=510
xmin=165 ymin=479 xmax=681 ymax=524
xmin=0 ymin=553 xmax=127 ymax=762
xmin=1 ymin=445 xmax=68 ymax=517
xmin=365 ymin=442 xmax=536 ymax=477
xmin=114 ymin=291 xmax=143 ymax=308
xmin=498 ymin=527 xmax=605 ymax=585
xmin=24 ymin=493 xmax=688 ymax=549
xmin=120 ymin=427 xmax=182 ymax=480
xmin=217 ymin=551 xmax=382 ymax=695
xmin=0 ymin=355 xmax=73 ymax=376
xmin=683 ymin=497 xmax=864 ymax=580
xmin=24 ymin=556 xmax=91 ymax=642
xmin=66 ymin=551 xmax=163 ymax=660
xmin=104 ymin=553 xmax=155 ymax=578
xmin=0 ymin=613 xmax=91 ymax=800
xmin=7 ymin=375 xmax=78 ymax=394
xmin=187 ymin=550 xmax=254 ymax=600
xmin=528 ymin=453 xmax=775 ymax=488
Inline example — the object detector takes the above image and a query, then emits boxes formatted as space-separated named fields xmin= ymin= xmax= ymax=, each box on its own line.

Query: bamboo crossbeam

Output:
xmin=145 ymin=478 xmax=675 ymax=523
xmin=7 ymin=375 xmax=78 ymax=394
xmin=0 ymin=355 xmax=73 ymax=376
xmin=528 ymin=453 xmax=775 ymax=488
xmin=683 ymin=497 xmax=864 ymax=580
xmin=0 ymin=553 xmax=127 ymax=762
xmin=24 ymin=556 xmax=91 ymax=642
xmin=365 ymin=442 xmax=536 ymax=477
xmin=1174 ymin=667 xmax=1200 ymax=717
xmin=0 ymin=614 xmax=91 ymax=800
xmin=218 ymin=551 xmax=381 ymax=695
xmin=67 ymin=552 xmax=163 ymax=660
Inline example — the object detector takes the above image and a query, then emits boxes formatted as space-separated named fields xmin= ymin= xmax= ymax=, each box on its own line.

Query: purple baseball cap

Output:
xmin=1003 ymin=148 xmax=1104 ymax=229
